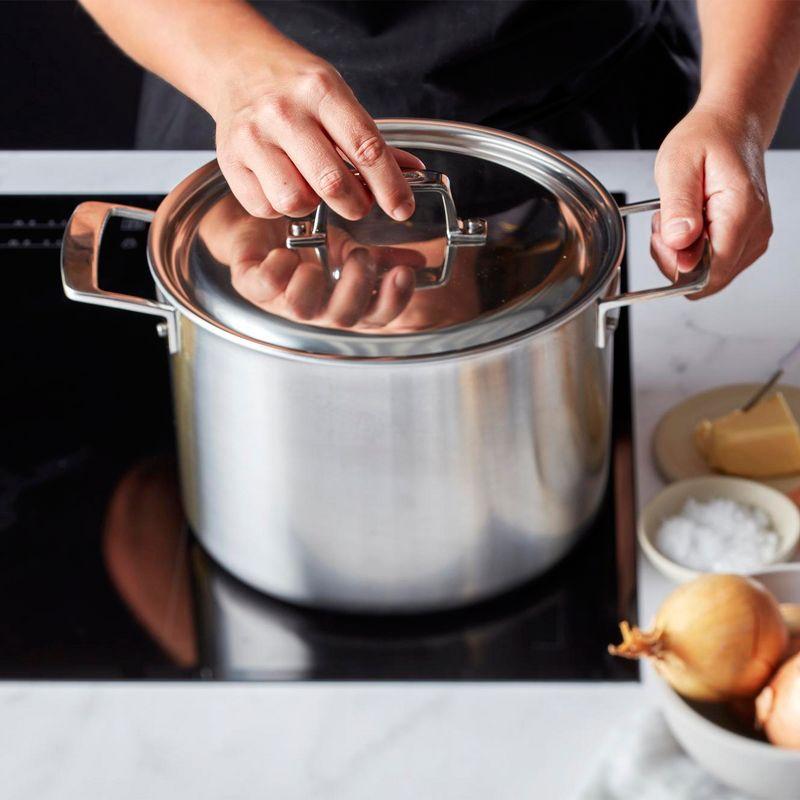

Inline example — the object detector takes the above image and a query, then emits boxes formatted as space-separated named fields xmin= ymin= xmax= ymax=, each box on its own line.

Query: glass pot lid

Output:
xmin=148 ymin=120 xmax=625 ymax=359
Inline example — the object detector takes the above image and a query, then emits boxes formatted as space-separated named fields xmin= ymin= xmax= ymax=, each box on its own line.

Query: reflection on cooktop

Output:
xmin=0 ymin=193 xmax=637 ymax=681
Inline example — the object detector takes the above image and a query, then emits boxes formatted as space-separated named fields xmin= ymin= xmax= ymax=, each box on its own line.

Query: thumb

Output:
xmin=655 ymin=154 xmax=705 ymax=250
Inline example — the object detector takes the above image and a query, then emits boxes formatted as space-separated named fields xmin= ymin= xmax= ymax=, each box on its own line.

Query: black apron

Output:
xmin=136 ymin=0 xmax=700 ymax=151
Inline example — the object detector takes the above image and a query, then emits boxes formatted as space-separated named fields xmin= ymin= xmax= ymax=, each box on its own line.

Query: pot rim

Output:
xmin=147 ymin=119 xmax=625 ymax=363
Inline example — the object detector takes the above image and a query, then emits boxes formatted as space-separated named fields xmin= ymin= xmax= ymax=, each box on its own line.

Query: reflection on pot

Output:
xmin=197 ymin=193 xmax=479 ymax=334
xmin=195 ymin=188 xmax=578 ymax=337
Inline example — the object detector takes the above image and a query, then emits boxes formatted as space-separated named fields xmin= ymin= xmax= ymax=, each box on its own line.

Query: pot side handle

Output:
xmin=60 ymin=201 xmax=180 ymax=354
xmin=596 ymin=198 xmax=711 ymax=348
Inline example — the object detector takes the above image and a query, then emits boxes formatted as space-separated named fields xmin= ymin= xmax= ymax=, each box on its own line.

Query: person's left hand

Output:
xmin=651 ymin=102 xmax=773 ymax=298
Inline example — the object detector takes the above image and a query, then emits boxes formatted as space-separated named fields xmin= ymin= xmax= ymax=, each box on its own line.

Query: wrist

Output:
xmin=208 ymin=36 xmax=318 ymax=121
xmin=192 ymin=18 xmax=306 ymax=123
xmin=695 ymin=83 xmax=779 ymax=149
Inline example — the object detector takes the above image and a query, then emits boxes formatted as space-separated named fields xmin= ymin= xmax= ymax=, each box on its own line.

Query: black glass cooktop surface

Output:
xmin=0 ymin=194 xmax=638 ymax=681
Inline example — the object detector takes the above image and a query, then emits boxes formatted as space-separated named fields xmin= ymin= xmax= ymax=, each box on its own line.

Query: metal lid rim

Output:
xmin=147 ymin=120 xmax=625 ymax=360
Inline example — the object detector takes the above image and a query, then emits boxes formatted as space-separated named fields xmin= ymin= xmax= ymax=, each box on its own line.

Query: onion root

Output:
xmin=608 ymin=621 xmax=664 ymax=659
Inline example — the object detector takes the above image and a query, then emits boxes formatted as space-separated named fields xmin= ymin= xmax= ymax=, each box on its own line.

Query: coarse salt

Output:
xmin=655 ymin=497 xmax=781 ymax=573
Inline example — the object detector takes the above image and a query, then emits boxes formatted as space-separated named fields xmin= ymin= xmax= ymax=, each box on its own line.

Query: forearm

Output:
xmin=697 ymin=0 xmax=800 ymax=146
xmin=78 ymin=0 xmax=306 ymax=118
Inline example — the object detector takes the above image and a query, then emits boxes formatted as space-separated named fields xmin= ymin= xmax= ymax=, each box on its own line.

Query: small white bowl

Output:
xmin=639 ymin=476 xmax=800 ymax=583
xmin=660 ymin=565 xmax=800 ymax=799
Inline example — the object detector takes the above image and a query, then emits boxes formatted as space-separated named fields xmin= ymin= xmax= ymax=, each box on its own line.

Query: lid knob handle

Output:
xmin=285 ymin=170 xmax=487 ymax=290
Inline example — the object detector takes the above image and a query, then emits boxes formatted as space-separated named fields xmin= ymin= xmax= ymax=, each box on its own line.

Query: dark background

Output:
xmin=2 ymin=0 xmax=143 ymax=148
xmin=2 ymin=0 xmax=800 ymax=149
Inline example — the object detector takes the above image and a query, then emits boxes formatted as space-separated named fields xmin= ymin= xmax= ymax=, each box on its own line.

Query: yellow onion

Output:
xmin=609 ymin=574 xmax=788 ymax=702
xmin=756 ymin=652 xmax=800 ymax=749
xmin=781 ymin=603 xmax=800 ymax=657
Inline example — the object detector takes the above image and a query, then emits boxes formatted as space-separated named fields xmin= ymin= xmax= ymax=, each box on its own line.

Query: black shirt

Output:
xmin=136 ymin=0 xmax=700 ymax=151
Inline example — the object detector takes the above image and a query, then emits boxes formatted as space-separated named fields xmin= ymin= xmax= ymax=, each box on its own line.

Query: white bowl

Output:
xmin=639 ymin=476 xmax=800 ymax=583
xmin=660 ymin=565 xmax=800 ymax=799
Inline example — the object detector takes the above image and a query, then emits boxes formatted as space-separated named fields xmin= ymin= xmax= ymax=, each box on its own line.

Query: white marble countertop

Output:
xmin=1 ymin=150 xmax=799 ymax=800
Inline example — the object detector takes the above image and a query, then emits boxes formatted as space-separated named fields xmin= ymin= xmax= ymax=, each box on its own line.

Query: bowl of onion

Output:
xmin=638 ymin=476 xmax=800 ymax=583
xmin=609 ymin=570 xmax=800 ymax=800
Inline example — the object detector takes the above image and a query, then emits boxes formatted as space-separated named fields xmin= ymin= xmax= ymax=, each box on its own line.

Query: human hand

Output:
xmin=652 ymin=103 xmax=773 ymax=298
xmin=214 ymin=46 xmax=424 ymax=223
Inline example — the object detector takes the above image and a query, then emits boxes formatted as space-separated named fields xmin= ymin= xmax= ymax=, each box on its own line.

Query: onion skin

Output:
xmin=756 ymin=652 xmax=800 ymax=749
xmin=780 ymin=603 xmax=800 ymax=635
xmin=780 ymin=604 xmax=800 ymax=657
xmin=610 ymin=574 xmax=788 ymax=702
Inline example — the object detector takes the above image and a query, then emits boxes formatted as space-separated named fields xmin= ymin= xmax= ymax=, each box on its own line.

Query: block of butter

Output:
xmin=694 ymin=392 xmax=800 ymax=478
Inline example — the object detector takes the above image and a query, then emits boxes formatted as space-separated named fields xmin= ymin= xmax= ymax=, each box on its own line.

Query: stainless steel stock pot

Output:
xmin=61 ymin=120 xmax=709 ymax=612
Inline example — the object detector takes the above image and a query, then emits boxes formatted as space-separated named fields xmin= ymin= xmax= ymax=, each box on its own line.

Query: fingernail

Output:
xmin=392 ymin=200 xmax=415 ymax=221
xmin=665 ymin=217 xmax=692 ymax=237
xmin=394 ymin=268 xmax=414 ymax=291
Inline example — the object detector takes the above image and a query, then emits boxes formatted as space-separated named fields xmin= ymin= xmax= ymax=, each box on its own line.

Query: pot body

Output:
xmin=170 ymin=297 xmax=616 ymax=613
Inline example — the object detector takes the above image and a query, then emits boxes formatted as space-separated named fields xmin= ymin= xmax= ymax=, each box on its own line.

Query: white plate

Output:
xmin=652 ymin=383 xmax=800 ymax=493
xmin=639 ymin=476 xmax=800 ymax=583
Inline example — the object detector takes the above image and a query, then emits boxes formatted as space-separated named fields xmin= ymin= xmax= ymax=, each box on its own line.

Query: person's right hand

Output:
xmin=214 ymin=45 xmax=424 ymax=223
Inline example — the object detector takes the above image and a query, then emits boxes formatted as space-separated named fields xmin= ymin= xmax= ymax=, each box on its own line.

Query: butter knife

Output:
xmin=741 ymin=339 xmax=800 ymax=412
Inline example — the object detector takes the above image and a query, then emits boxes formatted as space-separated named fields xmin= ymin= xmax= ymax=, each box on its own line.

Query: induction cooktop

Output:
xmin=0 ymin=194 xmax=638 ymax=681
